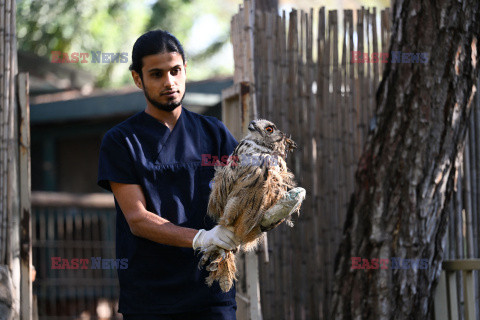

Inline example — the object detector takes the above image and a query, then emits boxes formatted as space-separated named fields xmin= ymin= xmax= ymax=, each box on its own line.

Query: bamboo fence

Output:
xmin=0 ymin=0 xmax=17 ymax=268
xmin=229 ymin=3 xmax=479 ymax=319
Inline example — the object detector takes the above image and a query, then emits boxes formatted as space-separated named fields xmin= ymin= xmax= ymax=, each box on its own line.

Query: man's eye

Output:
xmin=265 ymin=126 xmax=274 ymax=133
xmin=171 ymin=68 xmax=180 ymax=75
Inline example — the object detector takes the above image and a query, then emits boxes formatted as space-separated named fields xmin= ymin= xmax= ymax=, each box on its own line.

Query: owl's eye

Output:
xmin=265 ymin=126 xmax=274 ymax=133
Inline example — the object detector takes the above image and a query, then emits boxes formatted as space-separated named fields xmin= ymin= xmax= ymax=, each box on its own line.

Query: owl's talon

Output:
xmin=219 ymin=248 xmax=226 ymax=260
xmin=206 ymin=262 xmax=218 ymax=271
xmin=199 ymin=245 xmax=221 ymax=268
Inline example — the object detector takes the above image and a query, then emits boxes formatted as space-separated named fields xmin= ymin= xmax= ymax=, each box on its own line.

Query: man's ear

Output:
xmin=131 ymin=70 xmax=143 ymax=89
xmin=184 ymin=61 xmax=187 ymax=75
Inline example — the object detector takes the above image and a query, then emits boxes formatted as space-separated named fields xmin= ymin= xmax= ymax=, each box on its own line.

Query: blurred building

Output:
xmin=29 ymin=76 xmax=232 ymax=193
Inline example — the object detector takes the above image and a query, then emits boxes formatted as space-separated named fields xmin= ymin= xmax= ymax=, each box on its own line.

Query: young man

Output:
xmin=97 ymin=30 xmax=240 ymax=320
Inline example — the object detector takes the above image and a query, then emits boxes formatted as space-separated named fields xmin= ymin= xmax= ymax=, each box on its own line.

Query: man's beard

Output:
xmin=143 ymin=86 xmax=185 ymax=112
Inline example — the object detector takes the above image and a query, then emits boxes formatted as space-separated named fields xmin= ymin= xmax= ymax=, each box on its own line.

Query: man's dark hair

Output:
xmin=129 ymin=29 xmax=186 ymax=77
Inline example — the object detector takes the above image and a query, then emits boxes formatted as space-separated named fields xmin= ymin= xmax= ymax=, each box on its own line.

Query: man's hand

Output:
xmin=192 ymin=225 xmax=240 ymax=251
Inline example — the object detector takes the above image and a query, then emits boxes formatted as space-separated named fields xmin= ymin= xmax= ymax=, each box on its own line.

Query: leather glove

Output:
xmin=192 ymin=225 xmax=240 ymax=251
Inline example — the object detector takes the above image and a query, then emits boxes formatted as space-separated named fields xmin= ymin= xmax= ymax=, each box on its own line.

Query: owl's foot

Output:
xmin=219 ymin=275 xmax=233 ymax=293
xmin=198 ymin=245 xmax=230 ymax=272
xmin=206 ymin=248 xmax=226 ymax=271
xmin=198 ymin=245 xmax=219 ymax=268
xmin=260 ymin=187 xmax=306 ymax=232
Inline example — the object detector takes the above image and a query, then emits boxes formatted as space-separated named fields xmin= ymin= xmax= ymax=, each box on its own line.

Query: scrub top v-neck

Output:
xmin=97 ymin=107 xmax=238 ymax=314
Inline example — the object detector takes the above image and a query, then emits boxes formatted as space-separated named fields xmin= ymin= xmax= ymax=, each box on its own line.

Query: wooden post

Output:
xmin=221 ymin=81 xmax=261 ymax=320
xmin=18 ymin=73 xmax=32 ymax=320
xmin=1 ymin=2 xmax=31 ymax=320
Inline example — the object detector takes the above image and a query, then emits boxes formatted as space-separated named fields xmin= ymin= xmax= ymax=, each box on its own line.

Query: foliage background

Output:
xmin=16 ymin=0 xmax=390 ymax=88
xmin=16 ymin=0 xmax=241 ymax=87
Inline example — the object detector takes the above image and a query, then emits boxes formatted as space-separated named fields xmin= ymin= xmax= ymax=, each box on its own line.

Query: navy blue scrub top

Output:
xmin=97 ymin=107 xmax=238 ymax=314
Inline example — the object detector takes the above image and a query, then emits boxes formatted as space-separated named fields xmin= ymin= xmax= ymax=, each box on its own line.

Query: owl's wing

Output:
xmin=207 ymin=141 xmax=249 ymax=221
xmin=207 ymin=164 xmax=235 ymax=221
xmin=207 ymin=151 xmax=268 ymax=223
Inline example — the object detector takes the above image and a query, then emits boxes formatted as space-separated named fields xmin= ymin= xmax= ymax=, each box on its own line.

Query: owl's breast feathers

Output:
xmin=207 ymin=138 xmax=295 ymax=240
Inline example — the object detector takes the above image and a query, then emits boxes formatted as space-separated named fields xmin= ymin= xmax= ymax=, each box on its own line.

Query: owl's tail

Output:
xmin=205 ymin=250 xmax=237 ymax=293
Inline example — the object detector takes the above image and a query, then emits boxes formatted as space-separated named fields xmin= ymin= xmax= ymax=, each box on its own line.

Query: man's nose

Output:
xmin=164 ymin=73 xmax=175 ymax=87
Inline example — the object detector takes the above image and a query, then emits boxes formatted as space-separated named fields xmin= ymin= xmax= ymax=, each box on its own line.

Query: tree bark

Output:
xmin=331 ymin=0 xmax=479 ymax=319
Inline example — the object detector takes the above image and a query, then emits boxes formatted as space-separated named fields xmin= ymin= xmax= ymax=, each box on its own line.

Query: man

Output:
xmin=97 ymin=30 xmax=240 ymax=320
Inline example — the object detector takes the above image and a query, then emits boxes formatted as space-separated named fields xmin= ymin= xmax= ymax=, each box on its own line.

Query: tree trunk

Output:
xmin=331 ymin=0 xmax=479 ymax=319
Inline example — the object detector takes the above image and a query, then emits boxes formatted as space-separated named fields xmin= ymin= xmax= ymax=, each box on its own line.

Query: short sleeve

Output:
xmin=97 ymin=129 xmax=139 ymax=192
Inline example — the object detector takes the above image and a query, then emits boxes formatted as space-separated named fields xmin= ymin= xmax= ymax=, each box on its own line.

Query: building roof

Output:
xmin=30 ymin=78 xmax=233 ymax=124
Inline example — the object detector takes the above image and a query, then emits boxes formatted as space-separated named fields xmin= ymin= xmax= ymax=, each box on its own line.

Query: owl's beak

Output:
xmin=248 ymin=121 xmax=256 ymax=132
xmin=286 ymin=137 xmax=297 ymax=151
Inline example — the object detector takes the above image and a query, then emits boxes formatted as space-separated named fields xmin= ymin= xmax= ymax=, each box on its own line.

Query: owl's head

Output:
xmin=246 ymin=119 xmax=296 ymax=158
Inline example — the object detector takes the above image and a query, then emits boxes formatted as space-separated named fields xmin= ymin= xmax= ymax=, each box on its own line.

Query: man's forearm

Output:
xmin=129 ymin=209 xmax=199 ymax=247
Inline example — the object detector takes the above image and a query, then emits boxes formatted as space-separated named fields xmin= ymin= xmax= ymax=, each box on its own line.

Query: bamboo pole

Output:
xmin=270 ymin=13 xmax=284 ymax=319
xmin=467 ymin=78 xmax=480 ymax=318
xmin=475 ymin=77 xmax=480 ymax=317
xmin=448 ymin=201 xmax=455 ymax=260
xmin=372 ymin=8 xmax=379 ymax=93
xmin=454 ymin=165 xmax=465 ymax=318
xmin=316 ymin=7 xmax=326 ymax=317
xmin=367 ymin=8 xmax=374 ymax=133
xmin=356 ymin=8 xmax=365 ymax=155
xmin=306 ymin=8 xmax=321 ymax=319
xmin=286 ymin=10 xmax=301 ymax=319
xmin=255 ymin=11 xmax=265 ymax=117
xmin=340 ymin=8 xmax=348 ymax=228
xmin=323 ymin=9 xmax=335 ymax=308
xmin=266 ymin=11 xmax=274 ymax=118
xmin=279 ymin=11 xmax=289 ymax=319
xmin=296 ymin=11 xmax=306 ymax=317
xmin=463 ymin=132 xmax=474 ymax=259
xmin=18 ymin=72 xmax=32 ymax=320
xmin=0 ymin=1 xmax=8 ymax=265
xmin=0 ymin=0 xmax=7 ymax=265
xmin=467 ymin=96 xmax=478 ymax=257
xmin=332 ymin=8 xmax=342 ymax=287
xmin=322 ymin=8 xmax=333 ymax=315
xmin=6 ymin=0 xmax=21 ymax=317
xmin=345 ymin=9 xmax=355 ymax=198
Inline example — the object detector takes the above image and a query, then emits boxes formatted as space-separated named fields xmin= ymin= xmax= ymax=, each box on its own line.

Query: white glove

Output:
xmin=192 ymin=225 xmax=240 ymax=251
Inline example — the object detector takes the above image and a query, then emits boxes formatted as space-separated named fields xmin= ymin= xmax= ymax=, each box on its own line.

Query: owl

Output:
xmin=200 ymin=119 xmax=299 ymax=292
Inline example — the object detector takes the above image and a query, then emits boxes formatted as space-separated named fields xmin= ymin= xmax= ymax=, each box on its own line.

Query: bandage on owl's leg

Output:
xmin=260 ymin=187 xmax=306 ymax=232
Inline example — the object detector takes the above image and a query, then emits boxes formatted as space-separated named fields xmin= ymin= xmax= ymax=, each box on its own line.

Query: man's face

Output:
xmin=132 ymin=51 xmax=186 ymax=112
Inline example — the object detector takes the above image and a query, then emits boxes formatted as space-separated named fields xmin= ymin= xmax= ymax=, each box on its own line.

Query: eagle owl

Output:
xmin=201 ymin=119 xmax=299 ymax=292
